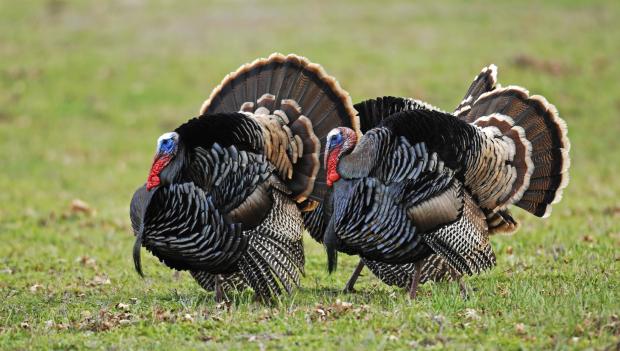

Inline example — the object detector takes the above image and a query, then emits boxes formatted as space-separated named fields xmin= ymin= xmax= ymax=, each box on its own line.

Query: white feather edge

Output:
xmin=527 ymin=94 xmax=571 ymax=211
xmin=455 ymin=64 xmax=499 ymax=117
xmin=407 ymin=98 xmax=447 ymax=113
xmin=473 ymin=113 xmax=534 ymax=211
xmin=471 ymin=85 xmax=571 ymax=218
xmin=198 ymin=52 xmax=361 ymax=140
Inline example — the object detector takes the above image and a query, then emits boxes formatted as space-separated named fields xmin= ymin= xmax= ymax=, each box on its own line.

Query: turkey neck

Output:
xmin=156 ymin=141 xmax=187 ymax=185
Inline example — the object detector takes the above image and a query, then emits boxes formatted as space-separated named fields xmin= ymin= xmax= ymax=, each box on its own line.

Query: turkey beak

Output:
xmin=133 ymin=188 xmax=156 ymax=278
xmin=324 ymin=219 xmax=338 ymax=274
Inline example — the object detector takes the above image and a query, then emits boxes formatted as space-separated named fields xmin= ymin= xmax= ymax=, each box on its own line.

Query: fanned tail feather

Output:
xmin=201 ymin=53 xmax=359 ymax=203
xmin=454 ymin=64 xmax=498 ymax=116
xmin=464 ymin=84 xmax=570 ymax=217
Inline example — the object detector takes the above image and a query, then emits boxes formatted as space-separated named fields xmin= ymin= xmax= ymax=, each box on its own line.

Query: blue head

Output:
xmin=324 ymin=127 xmax=358 ymax=187
xmin=147 ymin=132 xmax=180 ymax=190
xmin=156 ymin=132 xmax=178 ymax=155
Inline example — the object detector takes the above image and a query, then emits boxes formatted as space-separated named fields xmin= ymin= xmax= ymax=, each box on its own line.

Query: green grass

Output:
xmin=1 ymin=0 xmax=619 ymax=349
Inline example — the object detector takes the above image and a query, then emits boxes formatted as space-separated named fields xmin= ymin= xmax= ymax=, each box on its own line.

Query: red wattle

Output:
xmin=327 ymin=172 xmax=340 ymax=187
xmin=326 ymin=147 xmax=341 ymax=187
xmin=146 ymin=155 xmax=171 ymax=190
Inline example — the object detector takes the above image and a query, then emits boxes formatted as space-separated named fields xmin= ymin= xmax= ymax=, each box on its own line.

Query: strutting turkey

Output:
xmin=130 ymin=53 xmax=359 ymax=301
xmin=305 ymin=64 xmax=570 ymax=298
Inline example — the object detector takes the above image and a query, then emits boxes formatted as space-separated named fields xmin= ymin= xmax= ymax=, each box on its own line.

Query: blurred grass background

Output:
xmin=0 ymin=0 xmax=619 ymax=350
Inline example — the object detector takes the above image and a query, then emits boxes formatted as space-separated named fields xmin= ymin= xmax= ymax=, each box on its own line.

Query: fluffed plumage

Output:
xmin=130 ymin=53 xmax=359 ymax=301
xmin=307 ymin=64 xmax=570 ymax=296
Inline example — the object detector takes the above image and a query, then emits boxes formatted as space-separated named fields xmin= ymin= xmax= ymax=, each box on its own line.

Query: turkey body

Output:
xmin=130 ymin=54 xmax=359 ymax=301
xmin=308 ymin=65 xmax=570 ymax=294
xmin=326 ymin=110 xmax=496 ymax=273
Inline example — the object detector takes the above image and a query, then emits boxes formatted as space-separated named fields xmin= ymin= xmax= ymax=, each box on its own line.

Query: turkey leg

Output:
xmin=449 ymin=268 xmax=468 ymax=300
xmin=343 ymin=260 xmax=365 ymax=293
xmin=214 ymin=274 xmax=225 ymax=303
xmin=408 ymin=261 xmax=424 ymax=299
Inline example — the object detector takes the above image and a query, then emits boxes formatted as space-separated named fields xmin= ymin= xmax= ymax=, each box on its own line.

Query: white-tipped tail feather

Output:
xmin=463 ymin=82 xmax=570 ymax=218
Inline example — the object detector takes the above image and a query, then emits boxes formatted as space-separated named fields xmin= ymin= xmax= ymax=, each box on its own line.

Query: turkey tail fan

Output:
xmin=465 ymin=86 xmax=570 ymax=218
xmin=200 ymin=53 xmax=359 ymax=203
xmin=454 ymin=64 xmax=498 ymax=117
xmin=354 ymin=96 xmax=445 ymax=133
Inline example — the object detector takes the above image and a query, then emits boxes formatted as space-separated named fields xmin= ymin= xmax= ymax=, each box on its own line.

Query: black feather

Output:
xmin=324 ymin=220 xmax=338 ymax=273
xmin=133 ymin=231 xmax=144 ymax=278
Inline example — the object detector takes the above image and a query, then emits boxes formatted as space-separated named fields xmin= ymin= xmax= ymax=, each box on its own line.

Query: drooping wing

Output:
xmin=421 ymin=190 xmax=496 ymax=275
xmin=190 ymin=192 xmax=306 ymax=302
xmin=190 ymin=270 xmax=247 ymax=293
xmin=187 ymin=144 xmax=274 ymax=231
xmin=363 ymin=254 xmax=453 ymax=288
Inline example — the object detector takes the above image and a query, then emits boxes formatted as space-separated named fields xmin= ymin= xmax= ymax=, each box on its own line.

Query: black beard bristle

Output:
xmin=133 ymin=231 xmax=144 ymax=278
xmin=327 ymin=245 xmax=338 ymax=274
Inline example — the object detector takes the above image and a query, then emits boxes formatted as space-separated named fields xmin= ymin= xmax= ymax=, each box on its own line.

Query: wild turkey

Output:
xmin=303 ymin=96 xmax=457 ymax=292
xmin=311 ymin=64 xmax=570 ymax=298
xmin=130 ymin=53 xmax=359 ymax=301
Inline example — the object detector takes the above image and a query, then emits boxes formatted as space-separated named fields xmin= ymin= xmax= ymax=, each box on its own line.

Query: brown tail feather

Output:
xmin=454 ymin=64 xmax=498 ymax=117
xmin=201 ymin=53 xmax=359 ymax=203
xmin=464 ymin=85 xmax=570 ymax=218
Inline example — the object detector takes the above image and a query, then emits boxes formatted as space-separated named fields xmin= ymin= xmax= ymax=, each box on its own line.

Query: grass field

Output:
xmin=1 ymin=0 xmax=619 ymax=349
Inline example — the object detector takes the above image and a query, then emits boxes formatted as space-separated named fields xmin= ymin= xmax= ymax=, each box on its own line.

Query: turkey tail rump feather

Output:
xmin=462 ymin=85 xmax=570 ymax=218
xmin=201 ymin=53 xmax=359 ymax=203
